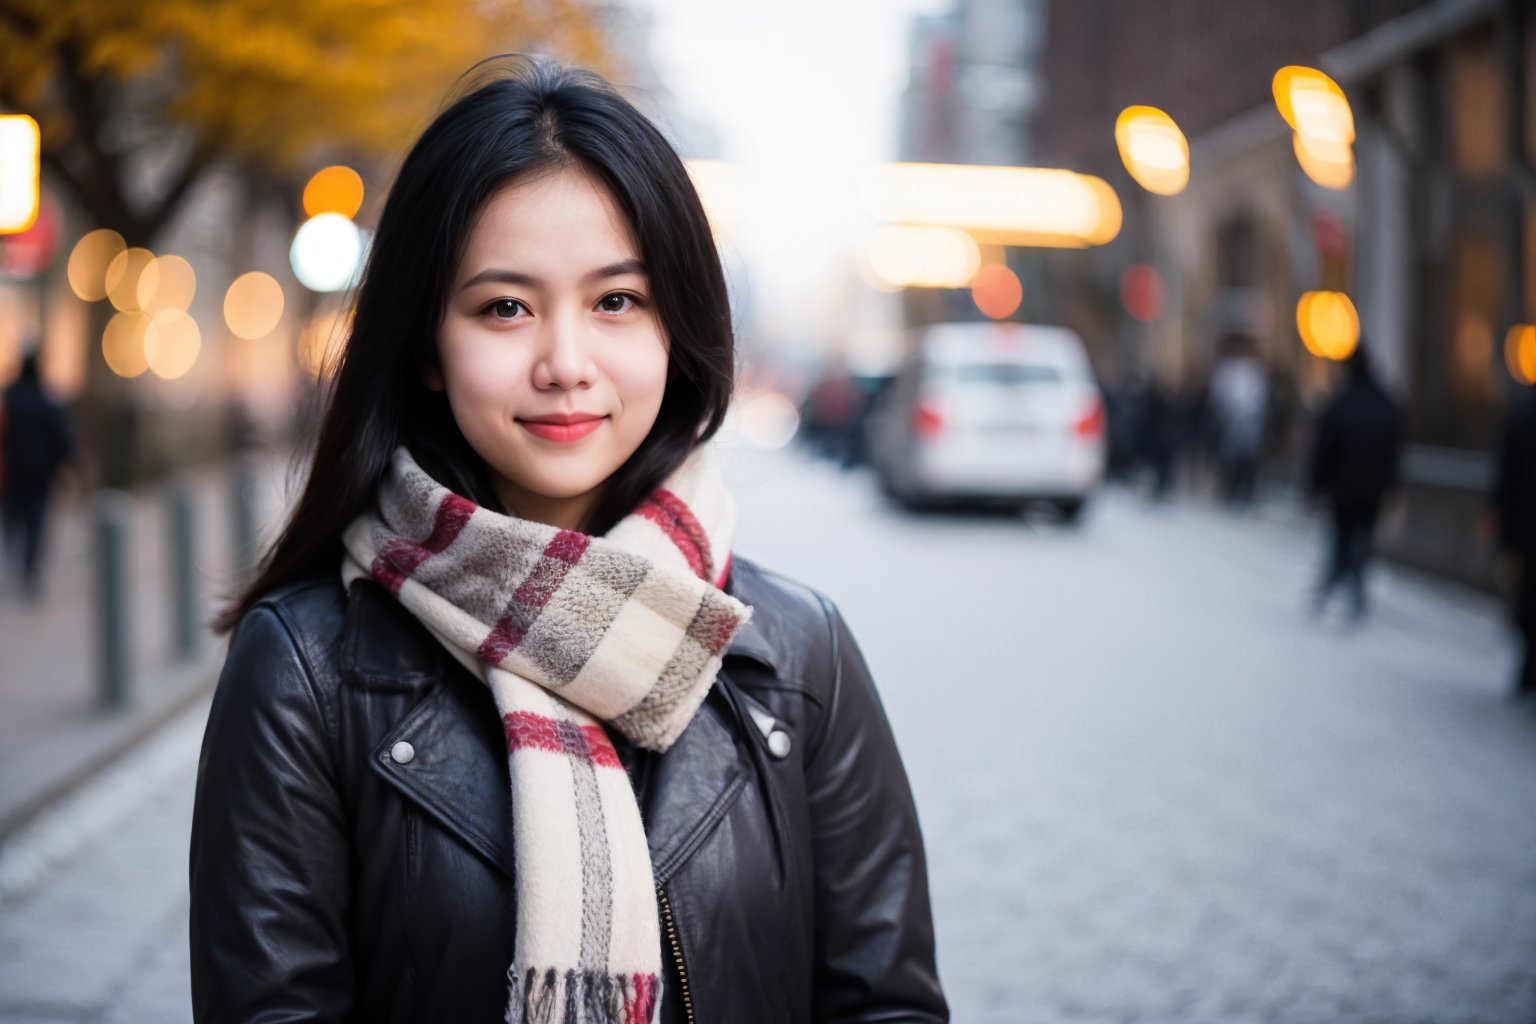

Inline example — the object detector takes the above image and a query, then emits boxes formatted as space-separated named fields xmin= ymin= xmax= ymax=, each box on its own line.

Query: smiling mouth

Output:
xmin=516 ymin=414 xmax=607 ymax=443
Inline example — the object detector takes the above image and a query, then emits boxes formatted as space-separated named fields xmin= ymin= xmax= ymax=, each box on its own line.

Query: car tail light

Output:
xmin=1074 ymin=398 xmax=1105 ymax=438
xmin=913 ymin=399 xmax=946 ymax=438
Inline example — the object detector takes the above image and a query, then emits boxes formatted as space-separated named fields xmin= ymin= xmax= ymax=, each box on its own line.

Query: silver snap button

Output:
xmin=390 ymin=741 xmax=416 ymax=765
xmin=766 ymin=730 xmax=792 ymax=759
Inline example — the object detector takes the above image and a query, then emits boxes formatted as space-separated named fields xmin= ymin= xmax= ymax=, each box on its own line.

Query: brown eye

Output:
xmin=489 ymin=299 xmax=525 ymax=320
xmin=597 ymin=293 xmax=635 ymax=314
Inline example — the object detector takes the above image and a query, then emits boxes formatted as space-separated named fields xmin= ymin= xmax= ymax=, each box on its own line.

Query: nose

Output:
xmin=531 ymin=310 xmax=596 ymax=391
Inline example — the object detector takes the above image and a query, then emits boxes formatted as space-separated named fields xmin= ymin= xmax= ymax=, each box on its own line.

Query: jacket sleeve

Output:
xmin=805 ymin=598 xmax=948 ymax=1023
xmin=189 ymin=605 xmax=356 ymax=1022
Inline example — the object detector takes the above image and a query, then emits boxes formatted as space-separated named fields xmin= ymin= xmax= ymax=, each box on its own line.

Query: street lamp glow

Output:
xmin=1297 ymin=291 xmax=1359 ymax=361
xmin=0 ymin=115 xmax=41 ymax=234
xmin=224 ymin=271 xmax=286 ymax=339
xmin=67 ymin=229 xmax=127 ymax=301
xmin=1292 ymin=133 xmax=1355 ymax=190
xmin=1115 ymin=106 xmax=1190 ymax=196
xmin=302 ymin=165 xmax=365 ymax=220
xmin=102 ymin=310 xmax=152 ymax=378
xmin=863 ymin=163 xmax=1121 ymax=248
xmin=104 ymin=247 xmax=157 ymax=312
xmin=1273 ymin=66 xmax=1354 ymax=144
xmin=1507 ymin=324 xmax=1536 ymax=386
xmin=290 ymin=213 xmax=365 ymax=293
xmin=972 ymin=264 xmax=1023 ymax=320
xmin=138 ymin=254 xmax=197 ymax=313
xmin=865 ymin=225 xmax=981 ymax=289
xmin=146 ymin=309 xmax=201 ymax=380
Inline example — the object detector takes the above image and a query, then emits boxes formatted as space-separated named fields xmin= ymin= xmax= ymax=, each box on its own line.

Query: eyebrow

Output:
xmin=459 ymin=259 xmax=647 ymax=291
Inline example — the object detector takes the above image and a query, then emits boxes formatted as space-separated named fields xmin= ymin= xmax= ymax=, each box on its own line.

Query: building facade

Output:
xmin=1038 ymin=0 xmax=1533 ymax=587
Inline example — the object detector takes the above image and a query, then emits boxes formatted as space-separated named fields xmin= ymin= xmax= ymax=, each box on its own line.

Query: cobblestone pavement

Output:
xmin=2 ymin=444 xmax=1533 ymax=1022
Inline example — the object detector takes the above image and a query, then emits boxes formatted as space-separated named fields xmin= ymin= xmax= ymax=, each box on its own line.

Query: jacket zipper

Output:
xmin=656 ymin=884 xmax=695 ymax=1024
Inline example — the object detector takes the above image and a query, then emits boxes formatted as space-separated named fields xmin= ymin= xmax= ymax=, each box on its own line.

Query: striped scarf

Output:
xmin=341 ymin=446 xmax=750 ymax=1023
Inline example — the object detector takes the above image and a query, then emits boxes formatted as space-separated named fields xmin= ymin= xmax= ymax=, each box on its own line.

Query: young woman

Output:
xmin=190 ymin=57 xmax=947 ymax=1024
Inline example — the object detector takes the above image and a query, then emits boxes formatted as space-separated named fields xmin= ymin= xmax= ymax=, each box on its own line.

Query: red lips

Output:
xmin=516 ymin=412 xmax=606 ymax=443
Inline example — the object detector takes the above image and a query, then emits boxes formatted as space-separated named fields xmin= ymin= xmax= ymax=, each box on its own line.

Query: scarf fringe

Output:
xmin=506 ymin=967 xmax=660 ymax=1024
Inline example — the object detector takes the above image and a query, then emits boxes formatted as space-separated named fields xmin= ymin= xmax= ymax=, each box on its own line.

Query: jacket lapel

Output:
xmin=344 ymin=580 xmax=515 ymax=880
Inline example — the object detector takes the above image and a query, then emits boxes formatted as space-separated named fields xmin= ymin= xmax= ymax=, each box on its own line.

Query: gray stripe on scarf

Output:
xmin=610 ymin=591 xmax=728 ymax=748
xmin=517 ymin=554 xmax=650 ymax=686
xmin=557 ymin=718 xmax=612 ymax=969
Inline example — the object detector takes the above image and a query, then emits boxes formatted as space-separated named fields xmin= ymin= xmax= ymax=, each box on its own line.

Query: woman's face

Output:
xmin=435 ymin=167 xmax=669 ymax=531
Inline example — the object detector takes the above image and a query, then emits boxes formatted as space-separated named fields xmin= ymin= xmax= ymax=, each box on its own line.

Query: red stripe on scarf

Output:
xmin=503 ymin=710 xmax=622 ymax=769
xmin=637 ymin=488 xmax=712 ymax=582
xmin=627 ymin=972 xmax=659 ymax=1024
xmin=477 ymin=530 xmax=591 ymax=663
xmin=371 ymin=493 xmax=477 ymax=595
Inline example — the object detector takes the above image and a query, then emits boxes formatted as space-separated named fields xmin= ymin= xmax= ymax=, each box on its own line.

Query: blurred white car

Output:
xmin=867 ymin=322 xmax=1106 ymax=521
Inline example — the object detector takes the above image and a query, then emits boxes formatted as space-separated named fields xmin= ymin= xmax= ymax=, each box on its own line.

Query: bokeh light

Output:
xmin=1505 ymin=324 xmax=1536 ymax=386
xmin=104 ymin=247 xmax=156 ymax=312
xmin=1297 ymin=290 xmax=1360 ymax=360
xmin=1121 ymin=264 xmax=1166 ymax=322
xmin=302 ymin=165 xmax=365 ymax=219
xmin=224 ymin=271 xmax=285 ymax=339
xmin=67 ymin=229 xmax=127 ymax=301
xmin=972 ymin=264 xmax=1023 ymax=320
xmin=735 ymin=391 xmax=801 ymax=450
xmin=1293 ymin=133 xmax=1355 ymax=190
xmin=1115 ymin=106 xmax=1190 ymax=196
xmin=685 ymin=160 xmax=746 ymax=235
xmin=145 ymin=308 xmax=201 ymax=380
xmin=1275 ymin=66 xmax=1356 ymax=191
xmin=1273 ymin=66 xmax=1355 ymax=144
xmin=0 ymin=115 xmax=41 ymax=233
xmin=138 ymin=254 xmax=197 ymax=314
xmin=863 ymin=163 xmax=1122 ymax=248
xmin=290 ymin=213 xmax=365 ymax=293
xmin=865 ymin=226 xmax=981 ymax=289
xmin=102 ymin=310 xmax=152 ymax=378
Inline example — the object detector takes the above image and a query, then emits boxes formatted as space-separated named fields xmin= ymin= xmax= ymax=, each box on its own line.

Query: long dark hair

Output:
xmin=217 ymin=57 xmax=735 ymax=633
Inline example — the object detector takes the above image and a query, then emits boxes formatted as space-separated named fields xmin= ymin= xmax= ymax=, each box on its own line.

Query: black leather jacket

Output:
xmin=189 ymin=556 xmax=947 ymax=1022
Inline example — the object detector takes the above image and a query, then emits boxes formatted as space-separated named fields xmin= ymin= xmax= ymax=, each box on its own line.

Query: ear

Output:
xmin=423 ymin=357 xmax=444 ymax=392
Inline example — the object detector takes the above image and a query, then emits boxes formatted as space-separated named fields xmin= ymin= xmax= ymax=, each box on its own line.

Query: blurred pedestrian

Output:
xmin=2 ymin=348 xmax=74 ymax=601
xmin=1208 ymin=334 xmax=1269 ymax=505
xmin=1308 ymin=344 xmax=1404 ymax=620
xmin=190 ymin=58 xmax=946 ymax=1024
xmin=1487 ymin=390 xmax=1536 ymax=699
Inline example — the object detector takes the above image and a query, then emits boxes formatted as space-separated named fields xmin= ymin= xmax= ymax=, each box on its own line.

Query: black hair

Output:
xmin=218 ymin=56 xmax=734 ymax=633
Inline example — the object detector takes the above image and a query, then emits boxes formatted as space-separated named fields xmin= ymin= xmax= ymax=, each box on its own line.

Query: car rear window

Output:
xmin=933 ymin=363 xmax=1062 ymax=384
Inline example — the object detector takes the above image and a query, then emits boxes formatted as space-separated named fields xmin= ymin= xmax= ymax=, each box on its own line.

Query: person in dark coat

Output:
xmin=2 ymin=349 xmax=74 ymax=600
xmin=1488 ymin=391 xmax=1536 ymax=699
xmin=1308 ymin=343 xmax=1405 ymax=618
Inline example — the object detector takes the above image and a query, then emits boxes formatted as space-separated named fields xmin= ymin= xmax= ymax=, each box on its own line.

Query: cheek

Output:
xmin=614 ymin=337 xmax=671 ymax=416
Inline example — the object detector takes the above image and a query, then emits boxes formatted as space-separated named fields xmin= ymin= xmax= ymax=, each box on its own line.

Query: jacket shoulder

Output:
xmin=239 ymin=576 xmax=351 ymax=683
xmin=726 ymin=556 xmax=844 ymax=700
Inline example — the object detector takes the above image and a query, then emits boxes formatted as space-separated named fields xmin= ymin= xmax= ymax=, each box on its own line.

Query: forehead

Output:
xmin=458 ymin=167 xmax=640 ymax=277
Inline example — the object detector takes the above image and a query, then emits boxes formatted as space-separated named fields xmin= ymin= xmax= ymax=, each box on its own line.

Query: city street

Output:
xmin=1 ymin=443 xmax=1533 ymax=1023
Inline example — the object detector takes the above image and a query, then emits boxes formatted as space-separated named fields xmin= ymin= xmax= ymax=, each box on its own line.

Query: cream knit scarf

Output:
xmin=341 ymin=446 xmax=750 ymax=1023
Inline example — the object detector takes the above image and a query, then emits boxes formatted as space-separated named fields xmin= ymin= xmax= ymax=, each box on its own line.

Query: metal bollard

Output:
xmin=231 ymin=455 xmax=258 ymax=574
xmin=168 ymin=476 xmax=199 ymax=661
xmin=94 ymin=491 xmax=131 ymax=710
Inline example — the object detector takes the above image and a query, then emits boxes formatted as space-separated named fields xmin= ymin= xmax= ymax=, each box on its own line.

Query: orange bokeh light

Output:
xmin=971 ymin=265 xmax=1023 ymax=320
xmin=302 ymin=165 xmax=365 ymax=220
